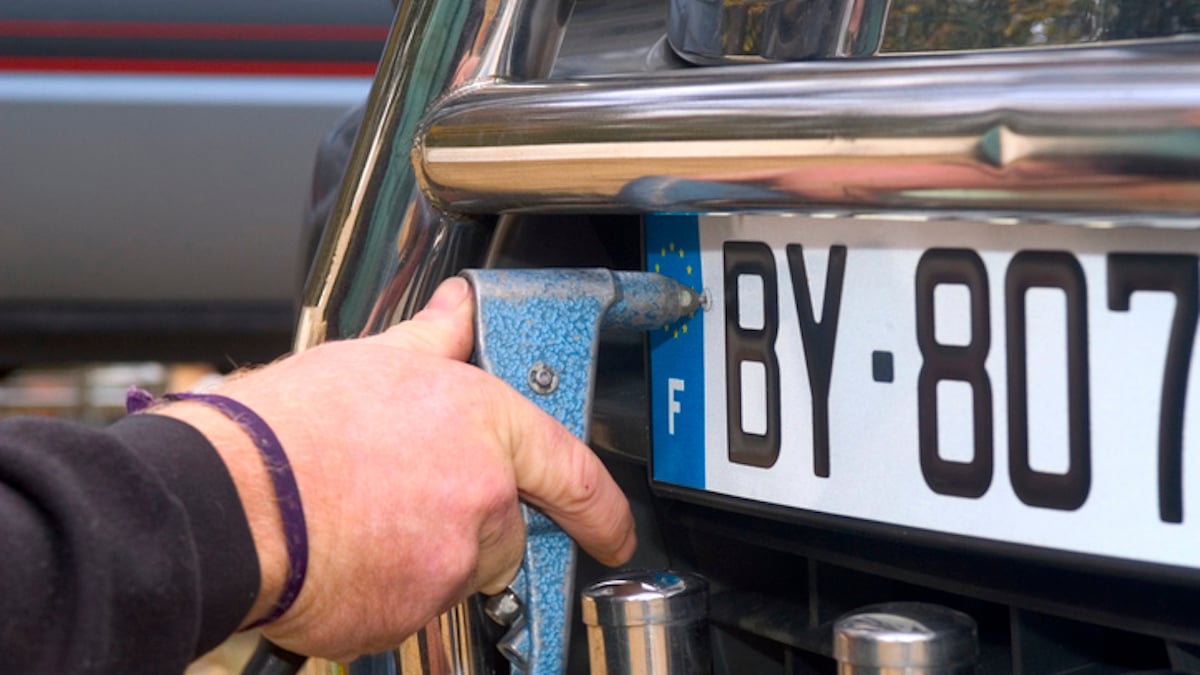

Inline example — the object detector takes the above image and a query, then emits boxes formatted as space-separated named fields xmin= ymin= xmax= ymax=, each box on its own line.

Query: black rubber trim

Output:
xmin=652 ymin=481 xmax=1200 ymax=643
xmin=0 ymin=301 xmax=294 ymax=367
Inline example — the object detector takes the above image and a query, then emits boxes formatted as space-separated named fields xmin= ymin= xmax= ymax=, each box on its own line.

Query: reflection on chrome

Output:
xmin=416 ymin=42 xmax=1200 ymax=219
xmin=883 ymin=0 xmax=1200 ymax=53
xmin=297 ymin=0 xmax=575 ymax=348
xmin=668 ymin=0 xmax=891 ymax=63
xmin=666 ymin=0 xmax=1200 ymax=63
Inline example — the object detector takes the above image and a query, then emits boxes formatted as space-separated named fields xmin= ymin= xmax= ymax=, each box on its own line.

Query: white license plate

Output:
xmin=647 ymin=213 xmax=1200 ymax=571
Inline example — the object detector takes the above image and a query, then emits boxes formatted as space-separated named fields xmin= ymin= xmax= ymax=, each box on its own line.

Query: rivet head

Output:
xmin=527 ymin=361 xmax=559 ymax=395
xmin=485 ymin=588 xmax=523 ymax=626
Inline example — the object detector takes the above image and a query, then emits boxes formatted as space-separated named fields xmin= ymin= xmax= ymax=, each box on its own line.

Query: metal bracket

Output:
xmin=460 ymin=268 xmax=699 ymax=675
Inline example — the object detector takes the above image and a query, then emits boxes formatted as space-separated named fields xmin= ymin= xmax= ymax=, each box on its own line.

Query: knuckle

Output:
xmin=438 ymin=537 xmax=480 ymax=592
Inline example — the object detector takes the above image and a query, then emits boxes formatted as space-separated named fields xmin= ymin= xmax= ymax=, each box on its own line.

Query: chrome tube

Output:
xmin=416 ymin=42 xmax=1200 ymax=222
xmin=296 ymin=0 xmax=576 ymax=673
xmin=296 ymin=0 xmax=576 ymax=348
xmin=581 ymin=571 xmax=710 ymax=675
xmin=834 ymin=603 xmax=977 ymax=675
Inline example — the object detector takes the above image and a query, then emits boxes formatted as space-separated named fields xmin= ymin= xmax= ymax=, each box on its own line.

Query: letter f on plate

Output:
xmin=669 ymin=378 xmax=685 ymax=435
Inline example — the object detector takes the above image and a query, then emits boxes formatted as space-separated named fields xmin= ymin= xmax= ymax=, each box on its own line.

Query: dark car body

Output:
xmin=297 ymin=0 xmax=1200 ymax=673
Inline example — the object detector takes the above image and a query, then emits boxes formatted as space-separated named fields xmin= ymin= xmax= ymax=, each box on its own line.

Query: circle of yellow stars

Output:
xmin=654 ymin=241 xmax=695 ymax=340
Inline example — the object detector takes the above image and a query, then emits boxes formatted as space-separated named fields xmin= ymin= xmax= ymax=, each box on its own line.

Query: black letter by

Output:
xmin=725 ymin=241 xmax=782 ymax=468
xmin=786 ymin=244 xmax=847 ymax=478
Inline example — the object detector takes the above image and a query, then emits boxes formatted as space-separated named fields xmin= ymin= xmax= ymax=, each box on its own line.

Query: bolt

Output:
xmin=485 ymin=589 xmax=523 ymax=626
xmin=527 ymin=361 xmax=559 ymax=395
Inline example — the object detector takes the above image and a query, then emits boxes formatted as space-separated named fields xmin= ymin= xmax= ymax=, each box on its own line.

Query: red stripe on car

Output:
xmin=0 ymin=56 xmax=378 ymax=77
xmin=0 ymin=19 xmax=388 ymax=43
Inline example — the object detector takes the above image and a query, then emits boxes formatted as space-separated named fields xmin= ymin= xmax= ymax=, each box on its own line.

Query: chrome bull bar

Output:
xmin=300 ymin=0 xmax=1200 ymax=348
xmin=416 ymin=43 xmax=1200 ymax=219
xmin=295 ymin=0 xmax=1200 ymax=669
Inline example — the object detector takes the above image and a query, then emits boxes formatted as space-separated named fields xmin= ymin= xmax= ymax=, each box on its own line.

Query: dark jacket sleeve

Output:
xmin=0 ymin=414 xmax=260 ymax=673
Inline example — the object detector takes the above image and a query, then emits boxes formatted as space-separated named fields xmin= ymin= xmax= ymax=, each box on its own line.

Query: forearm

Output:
xmin=0 ymin=414 xmax=259 ymax=672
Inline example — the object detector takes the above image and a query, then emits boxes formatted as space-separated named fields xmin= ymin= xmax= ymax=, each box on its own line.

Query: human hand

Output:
xmin=157 ymin=277 xmax=636 ymax=661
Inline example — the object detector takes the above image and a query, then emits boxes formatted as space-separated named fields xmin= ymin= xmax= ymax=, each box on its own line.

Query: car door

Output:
xmin=0 ymin=0 xmax=390 ymax=368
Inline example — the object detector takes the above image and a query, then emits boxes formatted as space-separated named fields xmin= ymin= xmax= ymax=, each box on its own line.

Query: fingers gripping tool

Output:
xmin=240 ymin=269 xmax=699 ymax=675
xmin=460 ymin=269 xmax=700 ymax=675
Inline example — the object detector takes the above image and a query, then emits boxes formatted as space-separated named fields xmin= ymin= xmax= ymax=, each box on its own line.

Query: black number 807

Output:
xmin=916 ymin=249 xmax=1196 ymax=524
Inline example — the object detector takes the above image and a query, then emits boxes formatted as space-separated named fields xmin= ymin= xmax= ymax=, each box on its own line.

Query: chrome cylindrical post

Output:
xmin=834 ymin=602 xmax=977 ymax=675
xmin=580 ymin=571 xmax=710 ymax=675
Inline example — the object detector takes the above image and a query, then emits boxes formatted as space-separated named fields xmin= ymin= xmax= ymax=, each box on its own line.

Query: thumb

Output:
xmin=370 ymin=276 xmax=475 ymax=360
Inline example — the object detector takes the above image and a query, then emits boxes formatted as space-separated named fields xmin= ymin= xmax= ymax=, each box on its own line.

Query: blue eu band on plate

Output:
xmin=648 ymin=213 xmax=1199 ymax=572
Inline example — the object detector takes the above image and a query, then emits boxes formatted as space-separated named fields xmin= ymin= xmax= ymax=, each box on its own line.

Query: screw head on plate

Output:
xmin=527 ymin=361 xmax=559 ymax=395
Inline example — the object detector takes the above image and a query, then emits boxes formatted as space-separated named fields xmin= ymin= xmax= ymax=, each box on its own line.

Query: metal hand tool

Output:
xmin=243 ymin=268 xmax=699 ymax=675
xmin=462 ymin=268 xmax=700 ymax=675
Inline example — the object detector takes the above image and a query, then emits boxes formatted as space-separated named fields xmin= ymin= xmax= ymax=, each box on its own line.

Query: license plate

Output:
xmin=647 ymin=213 xmax=1200 ymax=571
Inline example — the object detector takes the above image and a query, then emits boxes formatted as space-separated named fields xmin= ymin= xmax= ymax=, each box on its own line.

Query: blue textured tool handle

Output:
xmin=461 ymin=269 xmax=701 ymax=675
xmin=463 ymin=269 xmax=619 ymax=675
xmin=497 ymin=507 xmax=575 ymax=674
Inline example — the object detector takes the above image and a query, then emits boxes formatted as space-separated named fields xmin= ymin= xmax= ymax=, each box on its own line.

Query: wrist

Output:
xmin=154 ymin=402 xmax=288 ymax=628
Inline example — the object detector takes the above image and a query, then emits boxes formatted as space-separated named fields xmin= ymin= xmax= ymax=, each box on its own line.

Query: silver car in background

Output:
xmin=0 ymin=0 xmax=392 ymax=369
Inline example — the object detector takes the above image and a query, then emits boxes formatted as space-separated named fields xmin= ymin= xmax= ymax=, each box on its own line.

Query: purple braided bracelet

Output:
xmin=127 ymin=387 xmax=308 ymax=628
